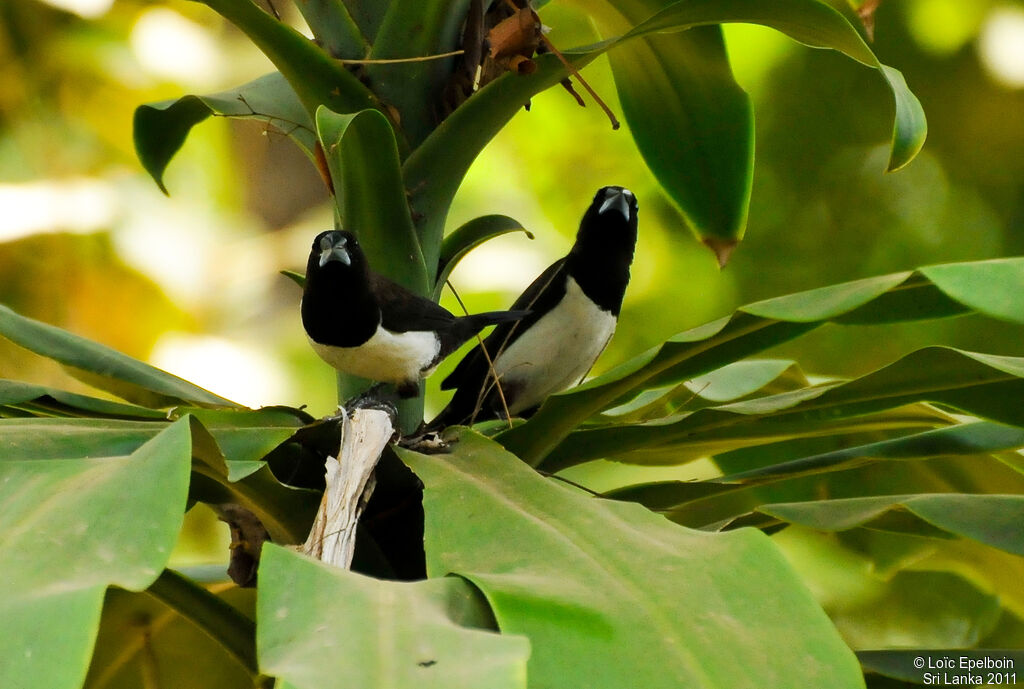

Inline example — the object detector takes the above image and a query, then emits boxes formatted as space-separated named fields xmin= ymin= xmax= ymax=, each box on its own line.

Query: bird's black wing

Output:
xmin=441 ymin=258 xmax=568 ymax=390
xmin=369 ymin=273 xmax=458 ymax=333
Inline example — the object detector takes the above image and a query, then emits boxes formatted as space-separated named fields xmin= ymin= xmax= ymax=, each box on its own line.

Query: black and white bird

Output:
xmin=301 ymin=230 xmax=528 ymax=398
xmin=430 ymin=186 xmax=638 ymax=427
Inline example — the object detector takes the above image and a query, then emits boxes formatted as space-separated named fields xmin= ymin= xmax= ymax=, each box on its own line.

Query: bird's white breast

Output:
xmin=308 ymin=325 xmax=441 ymax=385
xmin=493 ymin=277 xmax=616 ymax=413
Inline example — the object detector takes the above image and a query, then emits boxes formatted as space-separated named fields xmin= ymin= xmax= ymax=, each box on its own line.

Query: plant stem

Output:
xmin=146 ymin=568 xmax=260 ymax=677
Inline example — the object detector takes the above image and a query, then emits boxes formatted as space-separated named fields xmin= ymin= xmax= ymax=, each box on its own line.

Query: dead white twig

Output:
xmin=300 ymin=407 xmax=394 ymax=568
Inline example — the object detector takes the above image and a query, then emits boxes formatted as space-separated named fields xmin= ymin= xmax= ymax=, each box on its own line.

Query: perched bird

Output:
xmin=430 ymin=186 xmax=638 ymax=427
xmin=301 ymin=230 xmax=528 ymax=397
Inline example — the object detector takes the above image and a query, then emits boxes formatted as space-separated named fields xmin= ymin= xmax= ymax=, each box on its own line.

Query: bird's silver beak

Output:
xmin=598 ymin=188 xmax=633 ymax=220
xmin=318 ymin=236 xmax=351 ymax=267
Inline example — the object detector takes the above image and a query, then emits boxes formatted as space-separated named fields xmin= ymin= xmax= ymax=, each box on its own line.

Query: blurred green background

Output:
xmin=2 ymin=0 xmax=1022 ymax=415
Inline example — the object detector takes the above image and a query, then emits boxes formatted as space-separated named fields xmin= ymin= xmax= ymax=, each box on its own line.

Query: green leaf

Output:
xmin=0 ymin=303 xmax=239 ymax=408
xmin=760 ymin=494 xmax=1024 ymax=556
xmin=543 ymin=347 xmax=1024 ymax=470
xmin=316 ymin=106 xmax=429 ymax=295
xmin=773 ymin=529 xmax=1004 ymax=650
xmin=615 ymin=0 xmax=927 ymax=173
xmin=603 ymin=20 xmax=754 ymax=246
xmin=879 ymin=65 xmax=928 ymax=172
xmin=921 ymin=257 xmax=1024 ymax=325
xmin=434 ymin=215 xmax=533 ymax=299
xmin=257 ymin=545 xmax=530 ymax=688
xmin=601 ymin=358 xmax=809 ymax=421
xmin=497 ymin=259 xmax=1024 ymax=466
xmin=292 ymin=0 xmax=367 ymax=59
xmin=193 ymin=0 xmax=379 ymax=117
xmin=85 ymin=585 xmax=256 ymax=689
xmin=0 ymin=418 xmax=177 ymax=461
xmin=280 ymin=269 xmax=306 ymax=288
xmin=719 ymin=421 xmax=1024 ymax=484
xmin=367 ymin=0 xmax=472 ymax=147
xmin=606 ymin=423 xmax=1024 ymax=531
xmin=0 ymin=420 xmax=192 ymax=689
xmin=0 ymin=416 xmax=318 ymax=543
xmin=0 ymin=379 xmax=166 ymax=419
xmin=398 ymin=431 xmax=864 ymax=689
xmin=134 ymin=72 xmax=315 ymax=194
xmin=342 ymin=0 xmax=389 ymax=45
xmin=176 ymin=407 xmax=308 ymax=469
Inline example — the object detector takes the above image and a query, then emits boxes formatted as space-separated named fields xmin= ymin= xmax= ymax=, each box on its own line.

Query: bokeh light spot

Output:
xmin=978 ymin=6 xmax=1024 ymax=88
xmin=130 ymin=8 xmax=224 ymax=87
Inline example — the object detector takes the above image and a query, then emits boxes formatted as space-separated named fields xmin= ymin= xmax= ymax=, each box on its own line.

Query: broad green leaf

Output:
xmin=0 ymin=379 xmax=165 ymax=419
xmin=193 ymin=0 xmax=379 ymax=118
xmin=398 ymin=431 xmax=864 ymax=689
xmin=257 ymin=545 xmax=530 ymax=689
xmin=292 ymin=0 xmax=367 ymax=59
xmin=900 ymin=536 xmax=1024 ymax=620
xmin=615 ymin=0 xmax=926 ymax=173
xmin=497 ymin=260 xmax=1024 ymax=466
xmin=0 ymin=420 xmax=192 ymax=689
xmin=367 ymin=0 xmax=472 ymax=147
xmin=434 ymin=215 xmax=532 ymax=298
xmin=542 ymin=347 xmax=1024 ymax=470
xmin=743 ymin=272 xmax=911 ymax=321
xmin=0 ymin=303 xmax=238 ymax=408
xmin=601 ymin=359 xmax=809 ymax=421
xmin=0 ymin=418 xmax=176 ymax=461
xmin=608 ymin=432 xmax=1024 ymax=533
xmin=719 ymin=421 xmax=1024 ymax=483
xmin=759 ymin=494 xmax=1024 ymax=556
xmin=773 ymin=529 xmax=1003 ymax=650
xmin=0 ymin=416 xmax=318 ymax=543
xmin=134 ymin=72 xmax=315 ymax=194
xmin=342 ymin=0 xmax=388 ymax=44
xmin=921 ymin=257 xmax=1024 ymax=325
xmin=598 ymin=17 xmax=754 ymax=248
xmin=840 ymin=571 xmax=1002 ymax=649
xmin=85 ymin=584 xmax=255 ymax=689
xmin=316 ymin=107 xmax=428 ymax=295
xmin=175 ymin=407 xmax=309 ymax=472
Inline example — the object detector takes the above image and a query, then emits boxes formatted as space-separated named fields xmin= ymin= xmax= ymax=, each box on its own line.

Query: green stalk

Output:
xmin=145 ymin=569 xmax=261 ymax=678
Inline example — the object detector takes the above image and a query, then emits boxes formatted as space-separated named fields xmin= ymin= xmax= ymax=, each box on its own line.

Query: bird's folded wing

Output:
xmin=441 ymin=258 xmax=568 ymax=390
xmin=369 ymin=273 xmax=459 ymax=333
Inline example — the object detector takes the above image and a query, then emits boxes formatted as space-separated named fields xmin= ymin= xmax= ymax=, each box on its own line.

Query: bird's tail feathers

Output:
xmin=460 ymin=309 xmax=529 ymax=331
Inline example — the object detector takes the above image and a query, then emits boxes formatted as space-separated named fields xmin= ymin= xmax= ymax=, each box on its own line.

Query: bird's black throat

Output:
xmin=302 ymin=257 xmax=380 ymax=347
xmin=566 ymin=212 xmax=637 ymax=316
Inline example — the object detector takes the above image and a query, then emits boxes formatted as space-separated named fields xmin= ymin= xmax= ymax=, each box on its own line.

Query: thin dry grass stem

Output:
xmin=336 ymin=49 xmax=465 ymax=65
xmin=445 ymin=280 xmax=514 ymax=428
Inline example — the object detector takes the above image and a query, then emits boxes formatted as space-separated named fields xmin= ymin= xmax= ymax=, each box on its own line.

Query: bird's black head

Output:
xmin=568 ymin=186 xmax=639 ymax=314
xmin=307 ymin=230 xmax=365 ymax=278
xmin=302 ymin=230 xmax=378 ymax=345
xmin=573 ymin=186 xmax=638 ymax=258
xmin=580 ymin=186 xmax=638 ymax=233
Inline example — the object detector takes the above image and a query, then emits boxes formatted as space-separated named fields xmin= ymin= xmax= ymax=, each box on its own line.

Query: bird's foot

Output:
xmin=399 ymin=427 xmax=453 ymax=454
xmin=345 ymin=383 xmax=398 ymax=411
